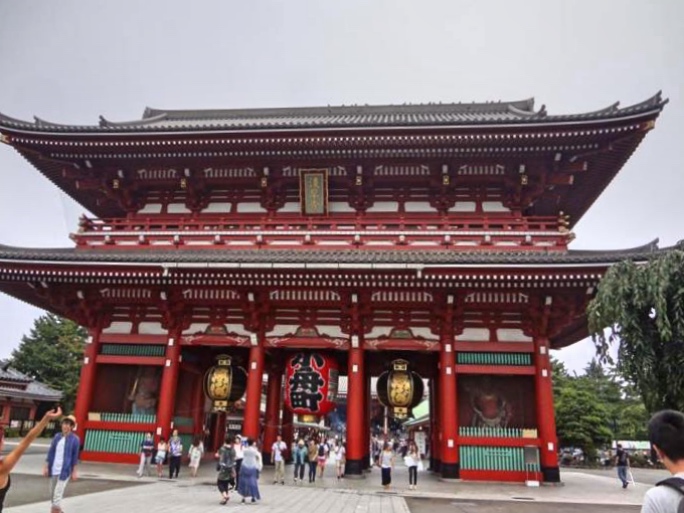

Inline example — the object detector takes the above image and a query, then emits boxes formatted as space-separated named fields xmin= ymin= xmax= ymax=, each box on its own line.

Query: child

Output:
xmin=155 ymin=437 xmax=167 ymax=478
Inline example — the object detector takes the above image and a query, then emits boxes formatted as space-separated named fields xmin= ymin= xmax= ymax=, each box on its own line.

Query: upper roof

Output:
xmin=0 ymin=93 xmax=667 ymax=133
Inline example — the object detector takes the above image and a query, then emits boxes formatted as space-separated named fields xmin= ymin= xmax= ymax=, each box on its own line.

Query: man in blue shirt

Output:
xmin=43 ymin=415 xmax=80 ymax=513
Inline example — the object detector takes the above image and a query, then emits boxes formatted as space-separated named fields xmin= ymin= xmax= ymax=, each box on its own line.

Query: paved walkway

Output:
xmin=4 ymin=446 xmax=663 ymax=512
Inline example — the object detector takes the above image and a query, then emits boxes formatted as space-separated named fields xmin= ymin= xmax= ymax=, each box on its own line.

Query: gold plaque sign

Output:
xmin=300 ymin=169 xmax=329 ymax=215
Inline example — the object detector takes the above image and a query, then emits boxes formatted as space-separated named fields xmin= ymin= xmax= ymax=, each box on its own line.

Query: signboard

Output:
xmin=299 ymin=169 xmax=328 ymax=215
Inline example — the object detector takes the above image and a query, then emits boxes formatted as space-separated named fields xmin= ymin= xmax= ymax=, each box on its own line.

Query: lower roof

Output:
xmin=0 ymin=239 xmax=672 ymax=267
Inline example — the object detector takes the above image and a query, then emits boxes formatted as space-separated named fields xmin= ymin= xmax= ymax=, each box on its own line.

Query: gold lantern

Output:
xmin=203 ymin=355 xmax=247 ymax=412
xmin=376 ymin=359 xmax=424 ymax=420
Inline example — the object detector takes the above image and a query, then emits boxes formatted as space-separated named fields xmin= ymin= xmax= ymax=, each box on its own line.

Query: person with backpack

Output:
xmin=641 ymin=410 xmax=684 ymax=513
xmin=216 ymin=435 xmax=236 ymax=505
xmin=317 ymin=437 xmax=329 ymax=479
xmin=615 ymin=443 xmax=631 ymax=489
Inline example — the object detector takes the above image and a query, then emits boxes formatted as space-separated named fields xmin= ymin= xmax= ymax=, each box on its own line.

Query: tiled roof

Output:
xmin=0 ymin=93 xmax=667 ymax=133
xmin=0 ymin=361 xmax=62 ymax=401
xmin=0 ymin=239 xmax=674 ymax=266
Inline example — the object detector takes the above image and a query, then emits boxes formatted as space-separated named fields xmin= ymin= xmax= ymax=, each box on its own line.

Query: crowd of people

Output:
xmin=3 ymin=410 xmax=684 ymax=511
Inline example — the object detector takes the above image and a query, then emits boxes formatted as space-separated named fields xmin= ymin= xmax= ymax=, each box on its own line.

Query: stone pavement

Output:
xmin=3 ymin=445 xmax=665 ymax=512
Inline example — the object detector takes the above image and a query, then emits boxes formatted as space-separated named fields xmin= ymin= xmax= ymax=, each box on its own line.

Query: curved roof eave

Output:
xmin=0 ymin=93 xmax=667 ymax=136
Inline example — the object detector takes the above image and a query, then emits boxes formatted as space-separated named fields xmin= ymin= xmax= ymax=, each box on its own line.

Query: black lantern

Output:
xmin=203 ymin=355 xmax=247 ymax=412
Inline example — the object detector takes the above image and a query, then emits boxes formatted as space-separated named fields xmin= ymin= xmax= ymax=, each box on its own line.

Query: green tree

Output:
xmin=554 ymin=382 xmax=614 ymax=459
xmin=11 ymin=314 xmax=86 ymax=412
xmin=587 ymin=247 xmax=684 ymax=412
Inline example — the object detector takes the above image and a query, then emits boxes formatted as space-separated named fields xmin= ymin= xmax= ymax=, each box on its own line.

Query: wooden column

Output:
xmin=157 ymin=329 xmax=182 ymax=441
xmin=428 ymin=377 xmax=440 ymax=472
xmin=191 ymin=373 xmax=205 ymax=441
xmin=345 ymin=334 xmax=365 ymax=476
xmin=535 ymin=335 xmax=560 ymax=482
xmin=262 ymin=365 xmax=283 ymax=464
xmin=242 ymin=340 xmax=265 ymax=441
xmin=281 ymin=407 xmax=294 ymax=461
xmin=74 ymin=326 xmax=102 ymax=441
xmin=439 ymin=300 xmax=459 ymax=479
xmin=363 ymin=372 xmax=372 ymax=470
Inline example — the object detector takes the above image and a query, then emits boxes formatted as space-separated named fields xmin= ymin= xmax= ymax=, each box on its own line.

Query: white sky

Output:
xmin=0 ymin=0 xmax=682 ymax=372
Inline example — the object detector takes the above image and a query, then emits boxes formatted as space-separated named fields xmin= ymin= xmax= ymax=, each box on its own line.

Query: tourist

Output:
xmin=317 ymin=437 xmax=329 ymax=478
xmin=0 ymin=407 xmax=62 ymax=512
xmin=154 ymin=437 xmax=167 ymax=478
xmin=293 ymin=439 xmax=308 ymax=484
xmin=271 ymin=434 xmax=287 ymax=485
xmin=237 ymin=438 xmax=262 ymax=504
xmin=168 ymin=429 xmax=183 ymax=479
xmin=233 ymin=435 xmax=244 ymax=489
xmin=44 ymin=414 xmax=80 ymax=513
xmin=641 ymin=410 xmax=684 ymax=513
xmin=335 ymin=441 xmax=346 ymax=480
xmin=379 ymin=442 xmax=394 ymax=490
xmin=188 ymin=436 xmax=203 ymax=478
xmin=136 ymin=432 xmax=154 ymax=478
xmin=614 ymin=443 xmax=631 ymax=489
xmin=307 ymin=439 xmax=318 ymax=483
xmin=405 ymin=440 xmax=420 ymax=490
xmin=216 ymin=435 xmax=237 ymax=505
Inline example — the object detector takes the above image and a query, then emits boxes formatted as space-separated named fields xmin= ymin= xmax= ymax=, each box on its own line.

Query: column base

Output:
xmin=541 ymin=466 xmax=561 ymax=483
xmin=345 ymin=459 xmax=365 ymax=477
xmin=440 ymin=462 xmax=460 ymax=479
xmin=430 ymin=458 xmax=441 ymax=473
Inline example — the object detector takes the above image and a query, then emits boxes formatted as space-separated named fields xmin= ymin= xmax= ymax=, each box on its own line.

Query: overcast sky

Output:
xmin=0 ymin=0 xmax=682 ymax=372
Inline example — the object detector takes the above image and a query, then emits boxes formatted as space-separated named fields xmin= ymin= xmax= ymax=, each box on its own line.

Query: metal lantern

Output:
xmin=284 ymin=352 xmax=339 ymax=422
xmin=376 ymin=359 xmax=424 ymax=420
xmin=203 ymin=355 xmax=247 ymax=412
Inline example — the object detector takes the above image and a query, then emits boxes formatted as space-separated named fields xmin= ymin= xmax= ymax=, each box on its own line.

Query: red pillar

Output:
xmin=191 ymin=373 xmax=205 ymax=439
xmin=262 ymin=366 xmax=283 ymax=464
xmin=242 ymin=343 xmax=265 ymax=442
xmin=74 ymin=327 xmax=102 ymax=440
xmin=535 ymin=335 xmax=560 ymax=482
xmin=281 ymin=407 xmax=294 ymax=461
xmin=439 ymin=336 xmax=459 ymax=478
xmin=363 ymin=372 xmax=371 ymax=469
xmin=429 ymin=377 xmax=440 ymax=471
xmin=156 ymin=331 xmax=182 ymax=441
xmin=345 ymin=342 xmax=365 ymax=476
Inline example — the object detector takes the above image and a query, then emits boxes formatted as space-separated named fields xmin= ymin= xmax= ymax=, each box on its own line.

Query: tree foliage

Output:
xmin=551 ymin=357 xmax=650 ymax=458
xmin=587 ymin=248 xmax=684 ymax=412
xmin=10 ymin=314 xmax=87 ymax=412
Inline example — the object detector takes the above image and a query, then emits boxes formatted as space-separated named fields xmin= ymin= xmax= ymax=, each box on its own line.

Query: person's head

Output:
xmin=225 ymin=435 xmax=234 ymax=446
xmin=410 ymin=440 xmax=417 ymax=450
xmin=648 ymin=410 xmax=684 ymax=470
xmin=192 ymin=435 xmax=201 ymax=447
xmin=246 ymin=438 xmax=255 ymax=447
xmin=172 ymin=429 xmax=179 ymax=438
xmin=61 ymin=415 xmax=76 ymax=435
xmin=159 ymin=437 xmax=166 ymax=443
xmin=616 ymin=443 xmax=623 ymax=450
xmin=383 ymin=442 xmax=391 ymax=451
xmin=298 ymin=439 xmax=304 ymax=447
xmin=145 ymin=432 xmax=152 ymax=441
xmin=276 ymin=434 xmax=282 ymax=442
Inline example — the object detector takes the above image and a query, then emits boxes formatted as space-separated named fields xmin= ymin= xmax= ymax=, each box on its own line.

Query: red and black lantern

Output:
xmin=203 ymin=355 xmax=248 ymax=412
xmin=376 ymin=359 xmax=424 ymax=420
xmin=284 ymin=352 xmax=339 ymax=422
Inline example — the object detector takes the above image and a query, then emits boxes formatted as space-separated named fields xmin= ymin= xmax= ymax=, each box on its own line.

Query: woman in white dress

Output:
xmin=188 ymin=436 xmax=203 ymax=477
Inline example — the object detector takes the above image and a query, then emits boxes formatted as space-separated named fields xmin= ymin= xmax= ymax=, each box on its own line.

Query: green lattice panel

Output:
xmin=99 ymin=412 xmax=156 ymax=423
xmin=84 ymin=430 xmax=145 ymax=454
xmin=457 ymin=352 xmax=532 ymax=366
xmin=459 ymin=446 xmax=539 ymax=472
xmin=99 ymin=344 xmax=165 ymax=357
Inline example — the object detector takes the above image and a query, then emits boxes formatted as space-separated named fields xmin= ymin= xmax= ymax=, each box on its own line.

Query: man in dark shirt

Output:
xmin=615 ymin=443 xmax=631 ymax=488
